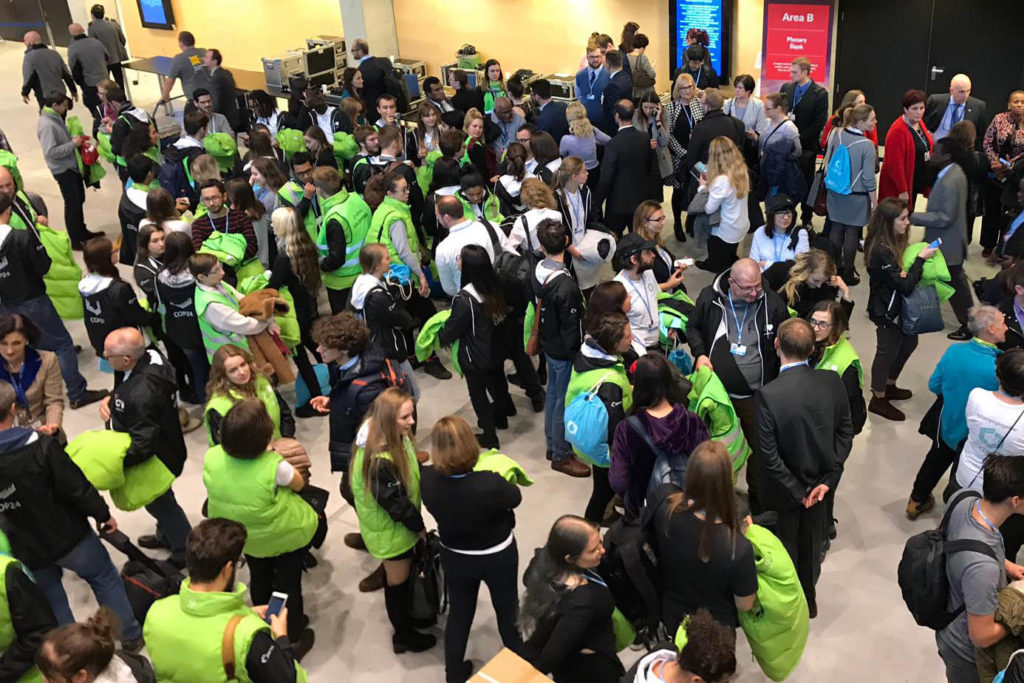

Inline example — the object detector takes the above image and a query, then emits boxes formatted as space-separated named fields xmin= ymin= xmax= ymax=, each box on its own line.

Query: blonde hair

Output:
xmin=554 ymin=156 xmax=585 ymax=192
xmin=566 ymin=101 xmax=595 ymax=138
xmin=463 ymin=107 xmax=484 ymax=135
xmin=271 ymin=207 xmax=322 ymax=294
xmin=190 ymin=154 xmax=221 ymax=184
xmin=361 ymin=388 xmax=416 ymax=496
xmin=672 ymin=72 xmax=696 ymax=100
xmin=706 ymin=137 xmax=749 ymax=198
xmin=783 ymin=249 xmax=835 ymax=306
xmin=521 ymin=178 xmax=556 ymax=210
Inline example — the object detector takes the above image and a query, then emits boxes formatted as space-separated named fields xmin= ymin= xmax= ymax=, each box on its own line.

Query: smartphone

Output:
xmin=265 ymin=592 xmax=288 ymax=624
xmin=1000 ymin=157 xmax=1013 ymax=168
xmin=674 ymin=258 xmax=694 ymax=268
xmin=694 ymin=161 xmax=708 ymax=174
xmin=928 ymin=238 xmax=942 ymax=249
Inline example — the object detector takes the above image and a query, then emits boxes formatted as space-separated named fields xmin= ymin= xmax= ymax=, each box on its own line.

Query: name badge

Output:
xmin=587 ymin=94 xmax=596 ymax=101
xmin=923 ymin=151 xmax=931 ymax=162
xmin=730 ymin=343 xmax=747 ymax=357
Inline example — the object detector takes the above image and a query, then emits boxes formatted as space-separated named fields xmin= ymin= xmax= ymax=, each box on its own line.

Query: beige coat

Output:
xmin=10 ymin=349 xmax=64 ymax=431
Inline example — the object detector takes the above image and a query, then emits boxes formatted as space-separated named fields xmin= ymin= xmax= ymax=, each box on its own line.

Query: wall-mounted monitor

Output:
xmin=670 ymin=0 xmax=732 ymax=79
xmin=136 ymin=0 xmax=175 ymax=30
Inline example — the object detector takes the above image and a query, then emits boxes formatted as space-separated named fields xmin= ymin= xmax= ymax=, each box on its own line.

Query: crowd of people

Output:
xmin=10 ymin=11 xmax=1024 ymax=683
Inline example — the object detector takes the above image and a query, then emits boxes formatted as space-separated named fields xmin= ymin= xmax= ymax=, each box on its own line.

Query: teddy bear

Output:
xmin=238 ymin=288 xmax=296 ymax=385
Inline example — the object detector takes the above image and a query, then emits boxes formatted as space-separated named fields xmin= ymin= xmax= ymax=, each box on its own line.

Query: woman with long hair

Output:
xmin=339 ymin=97 xmax=364 ymax=130
xmin=303 ymin=125 xmax=337 ymax=169
xmin=121 ymin=121 xmax=162 ymax=166
xmin=37 ymin=607 xmax=151 ymax=682
xmin=247 ymin=89 xmax=286 ymax=136
xmin=520 ymin=515 xmax=624 ymax=682
xmin=250 ymin=156 xmax=288 ymax=216
xmin=133 ymin=223 xmax=165 ymax=304
xmin=780 ymin=248 xmax=853 ymax=320
xmin=808 ymin=299 xmax=866 ymax=434
xmin=824 ymin=103 xmax=878 ymax=281
xmin=820 ymin=89 xmax=878 ymax=149
xmin=495 ymin=141 xmax=529 ymax=215
xmin=748 ymin=193 xmax=808 ymax=288
xmin=561 ymin=101 xmax=610 ymax=191
xmin=226 ymin=177 xmax=271 ymax=267
xmin=627 ymin=32 xmax=656 ymax=100
xmin=553 ymin=156 xmax=593 ymax=249
xmin=634 ymin=92 xmax=672 ymax=198
xmin=342 ymin=67 xmax=365 ymax=104
xmin=879 ymin=89 xmax=933 ymax=206
xmin=0 ymin=313 xmax=66 ymax=441
xmin=482 ymin=59 xmax=507 ymax=115
xmin=864 ymin=198 xmax=938 ymax=421
xmin=567 ymin=312 xmax=634 ymax=524
xmin=350 ymin=387 xmax=434 ymax=654
xmin=141 ymin=187 xmax=190 ymax=236
xmin=438 ymin=244 xmax=512 ymax=449
xmin=242 ymin=128 xmax=284 ymax=173
xmin=651 ymin=441 xmax=757 ymax=634
xmin=696 ymin=137 xmax=749 ymax=273
xmin=610 ymin=354 xmax=708 ymax=519
xmin=269 ymin=207 xmax=324 ymax=413
xmin=155 ymin=232 xmax=209 ymax=401
xmin=585 ymin=281 xmax=631 ymax=328
xmin=421 ymin=415 xmax=524 ymax=683
xmin=203 ymin=344 xmax=294 ymax=445
xmin=463 ymin=108 xmax=496 ymax=179
xmin=632 ymin=200 xmax=686 ymax=291
xmin=416 ymin=101 xmax=442 ymax=158
xmin=665 ymin=72 xmax=704 ymax=239
xmin=529 ymin=132 xmax=562 ymax=186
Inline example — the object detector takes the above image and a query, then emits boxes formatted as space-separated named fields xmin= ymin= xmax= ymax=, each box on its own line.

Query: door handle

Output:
xmin=930 ymin=66 xmax=945 ymax=81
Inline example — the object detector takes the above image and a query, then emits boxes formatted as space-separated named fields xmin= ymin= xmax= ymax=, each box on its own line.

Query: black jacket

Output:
xmin=155 ymin=270 xmax=203 ymax=351
xmin=452 ymin=87 xmax=485 ymax=117
xmin=352 ymin=277 xmax=415 ymax=361
xmin=534 ymin=261 xmax=584 ymax=361
xmin=534 ymin=100 xmax=569 ymax=143
xmin=291 ymin=106 xmax=353 ymax=137
xmin=673 ymin=64 xmax=719 ymax=90
xmin=866 ymin=245 xmax=925 ymax=326
xmin=779 ymin=80 xmax=829 ymax=156
xmin=999 ymin=296 xmax=1024 ymax=351
xmin=133 ymin=255 xmax=161 ymax=305
xmin=687 ymin=270 xmax=790 ymax=397
xmin=158 ymin=144 xmax=204 ymax=210
xmin=79 ymin=276 xmax=156 ymax=356
xmin=206 ymin=388 xmax=294 ymax=446
xmin=210 ymin=67 xmax=240 ymax=131
xmin=0 ymin=560 xmax=57 ymax=680
xmin=594 ymin=126 xmax=655 ymax=217
xmin=109 ymin=102 xmax=148 ymax=166
xmin=682 ymin=110 xmax=747 ymax=177
xmin=0 ymin=226 xmax=50 ymax=306
xmin=782 ymin=281 xmax=853 ymax=321
xmin=438 ymin=287 xmax=502 ymax=372
xmin=755 ymin=365 xmax=853 ymax=511
xmin=268 ymin=252 xmax=317 ymax=329
xmin=117 ymin=191 xmax=146 ymax=263
xmin=421 ymin=467 xmax=520 ymax=551
xmin=327 ymin=348 xmax=388 ymax=472
xmin=0 ymin=429 xmax=111 ymax=570
xmin=924 ymin=94 xmax=987 ymax=150
xmin=554 ymin=185 xmax=596 ymax=236
xmin=110 ymin=349 xmax=186 ymax=476
xmin=600 ymin=71 xmax=634 ymax=136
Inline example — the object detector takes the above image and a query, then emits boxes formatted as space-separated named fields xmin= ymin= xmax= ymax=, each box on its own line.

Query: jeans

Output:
xmin=936 ymin=635 xmax=981 ymax=683
xmin=247 ymin=547 xmax=307 ymax=638
xmin=398 ymin=360 xmax=421 ymax=402
xmin=2 ymin=296 xmax=87 ymax=400
xmin=871 ymin=325 xmax=919 ymax=394
xmin=33 ymin=532 xmax=143 ymax=640
xmin=183 ymin=347 xmax=210 ymax=401
xmin=543 ymin=355 xmax=573 ymax=462
xmin=144 ymin=488 xmax=192 ymax=554
xmin=52 ymin=169 xmax=87 ymax=244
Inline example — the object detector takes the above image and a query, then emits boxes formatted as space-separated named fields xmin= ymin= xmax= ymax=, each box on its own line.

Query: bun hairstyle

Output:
xmin=36 ymin=607 xmax=118 ymax=679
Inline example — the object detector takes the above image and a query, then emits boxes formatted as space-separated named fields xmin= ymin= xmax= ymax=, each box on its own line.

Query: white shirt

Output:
xmin=507 ymin=208 xmax=562 ymax=252
xmin=564 ymin=188 xmax=586 ymax=244
xmin=703 ymin=175 xmax=749 ymax=244
xmin=614 ymin=269 xmax=661 ymax=349
xmin=957 ymin=388 xmax=1024 ymax=490
xmin=435 ymin=219 xmax=503 ymax=296
xmin=314 ymin=106 xmax=336 ymax=138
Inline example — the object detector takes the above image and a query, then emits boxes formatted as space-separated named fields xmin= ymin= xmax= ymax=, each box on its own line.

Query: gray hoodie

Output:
xmin=627 ymin=649 xmax=677 ymax=683
xmin=67 ymin=35 xmax=109 ymax=88
xmin=36 ymin=109 xmax=78 ymax=175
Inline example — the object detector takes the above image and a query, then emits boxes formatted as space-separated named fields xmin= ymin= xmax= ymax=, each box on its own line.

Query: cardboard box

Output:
xmin=470 ymin=648 xmax=549 ymax=683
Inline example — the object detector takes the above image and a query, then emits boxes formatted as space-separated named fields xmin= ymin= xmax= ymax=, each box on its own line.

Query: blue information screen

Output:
xmin=674 ymin=0 xmax=725 ymax=75
xmin=137 ymin=0 xmax=174 ymax=29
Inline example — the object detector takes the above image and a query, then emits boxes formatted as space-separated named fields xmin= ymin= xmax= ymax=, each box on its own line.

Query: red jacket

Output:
xmin=879 ymin=116 xmax=933 ymax=202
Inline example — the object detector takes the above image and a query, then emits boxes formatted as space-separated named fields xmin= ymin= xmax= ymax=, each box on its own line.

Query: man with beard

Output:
xmin=613 ymin=233 xmax=663 ymax=356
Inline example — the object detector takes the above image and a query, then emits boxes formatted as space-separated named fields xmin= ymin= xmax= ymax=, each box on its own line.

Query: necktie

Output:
xmin=953 ymin=103 xmax=963 ymax=124
xmin=589 ymin=70 xmax=596 ymax=88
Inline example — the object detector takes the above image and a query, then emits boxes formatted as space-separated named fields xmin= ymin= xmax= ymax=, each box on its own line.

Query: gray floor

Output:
xmin=2 ymin=42 xmax=986 ymax=680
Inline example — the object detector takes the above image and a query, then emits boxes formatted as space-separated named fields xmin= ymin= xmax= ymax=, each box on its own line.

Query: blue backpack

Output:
xmin=564 ymin=374 xmax=615 ymax=467
xmin=824 ymin=133 xmax=870 ymax=195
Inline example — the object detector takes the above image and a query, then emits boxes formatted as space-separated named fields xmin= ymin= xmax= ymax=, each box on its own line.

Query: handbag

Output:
xmin=298 ymin=484 xmax=330 ymax=549
xmin=901 ymin=285 xmax=944 ymax=335
xmin=409 ymin=531 xmax=447 ymax=622
xmin=806 ymin=129 xmax=832 ymax=216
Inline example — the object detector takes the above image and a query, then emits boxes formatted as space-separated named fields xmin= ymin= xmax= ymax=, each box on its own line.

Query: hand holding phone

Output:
xmin=928 ymin=238 xmax=943 ymax=249
xmin=265 ymin=592 xmax=288 ymax=624
xmin=674 ymin=258 xmax=694 ymax=269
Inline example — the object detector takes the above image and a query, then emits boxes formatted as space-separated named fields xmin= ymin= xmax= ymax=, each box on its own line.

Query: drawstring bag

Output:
xmin=564 ymin=372 xmax=615 ymax=467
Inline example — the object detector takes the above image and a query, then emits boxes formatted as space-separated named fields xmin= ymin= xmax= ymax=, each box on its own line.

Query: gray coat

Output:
xmin=911 ymin=162 xmax=968 ymax=266
xmin=21 ymin=45 xmax=74 ymax=100
xmin=36 ymin=110 xmax=78 ymax=175
xmin=824 ymin=128 xmax=877 ymax=226
xmin=67 ymin=35 xmax=109 ymax=88
xmin=88 ymin=18 xmax=128 ymax=65
xmin=633 ymin=111 xmax=673 ymax=180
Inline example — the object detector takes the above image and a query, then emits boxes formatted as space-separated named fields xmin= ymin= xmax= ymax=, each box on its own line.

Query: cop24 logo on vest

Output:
xmin=170 ymin=298 xmax=194 ymax=318
xmin=85 ymin=299 xmax=105 ymax=324
xmin=0 ymin=256 xmax=9 ymax=278
xmin=0 ymin=483 xmax=20 ymax=512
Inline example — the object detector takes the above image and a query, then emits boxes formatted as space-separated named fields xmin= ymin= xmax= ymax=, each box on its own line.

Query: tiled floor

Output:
xmin=2 ymin=41 xmax=988 ymax=680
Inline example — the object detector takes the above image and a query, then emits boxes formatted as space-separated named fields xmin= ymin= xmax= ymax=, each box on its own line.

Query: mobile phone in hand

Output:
xmin=265 ymin=592 xmax=288 ymax=624
xmin=928 ymin=238 xmax=942 ymax=249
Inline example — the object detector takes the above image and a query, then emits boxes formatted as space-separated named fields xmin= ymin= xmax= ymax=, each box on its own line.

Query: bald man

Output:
xmin=67 ymin=24 xmax=108 ymax=129
xmin=0 ymin=167 xmax=48 ymax=232
xmin=101 ymin=328 xmax=192 ymax=566
xmin=925 ymin=73 xmax=988 ymax=146
xmin=687 ymin=257 xmax=790 ymax=513
xmin=20 ymin=31 xmax=76 ymax=109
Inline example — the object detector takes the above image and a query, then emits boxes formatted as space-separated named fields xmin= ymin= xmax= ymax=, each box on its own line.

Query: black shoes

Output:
xmin=69 ymin=388 xmax=108 ymax=410
xmin=292 ymin=628 xmax=315 ymax=661
xmin=476 ymin=432 xmax=500 ymax=449
xmin=423 ymin=357 xmax=452 ymax=380
xmin=137 ymin=534 xmax=170 ymax=550
xmin=122 ymin=636 xmax=145 ymax=653
xmin=947 ymin=326 xmax=972 ymax=341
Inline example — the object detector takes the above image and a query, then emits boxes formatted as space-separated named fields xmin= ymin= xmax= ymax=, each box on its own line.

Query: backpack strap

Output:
xmin=627 ymin=415 xmax=671 ymax=463
xmin=221 ymin=613 xmax=245 ymax=680
xmin=940 ymin=489 xmax=980 ymax=532
xmin=480 ymin=217 xmax=503 ymax=255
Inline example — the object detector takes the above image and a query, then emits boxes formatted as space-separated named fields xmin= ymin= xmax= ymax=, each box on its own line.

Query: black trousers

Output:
xmin=604 ymin=212 xmax=633 ymax=239
xmin=108 ymin=63 xmax=125 ymax=89
xmin=464 ymin=366 xmax=511 ymax=439
xmin=584 ymin=465 xmax=615 ymax=523
xmin=705 ymin=235 xmax=739 ymax=273
xmin=401 ymin=288 xmax=438 ymax=358
xmin=981 ymin=178 xmax=1007 ymax=250
xmin=53 ymin=170 xmax=87 ymax=244
xmin=828 ymin=221 xmax=862 ymax=276
xmin=327 ymin=287 xmax=351 ymax=315
xmin=247 ymin=547 xmax=307 ymax=638
xmin=1003 ymin=515 xmax=1024 ymax=565
xmin=82 ymin=85 xmax=101 ymax=135
xmin=775 ymin=503 xmax=826 ymax=613
xmin=912 ymin=437 xmax=964 ymax=504
xmin=797 ymin=150 xmax=816 ymax=224
xmin=441 ymin=542 xmax=522 ymax=682
xmin=946 ymin=264 xmax=973 ymax=328
xmin=502 ymin=316 xmax=542 ymax=400
xmin=871 ymin=325 xmax=918 ymax=394
xmin=733 ymin=396 xmax=760 ymax=514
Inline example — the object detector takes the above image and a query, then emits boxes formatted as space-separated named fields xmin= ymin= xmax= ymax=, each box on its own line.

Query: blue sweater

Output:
xmin=929 ymin=339 xmax=1000 ymax=448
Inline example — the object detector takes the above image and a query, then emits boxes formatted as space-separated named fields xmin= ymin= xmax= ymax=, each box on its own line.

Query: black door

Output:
xmin=833 ymin=0 xmax=932 ymax=134
xmin=927 ymin=0 xmax=1024 ymax=111
xmin=0 ymin=0 xmax=72 ymax=45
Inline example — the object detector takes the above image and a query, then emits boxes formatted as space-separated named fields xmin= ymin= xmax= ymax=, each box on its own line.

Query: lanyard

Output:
xmin=567 ymin=190 xmax=584 ymax=235
xmin=625 ymin=275 xmax=655 ymax=329
xmin=727 ymin=292 xmax=749 ymax=342
xmin=682 ymin=105 xmax=694 ymax=129
xmin=909 ymin=122 xmax=928 ymax=148
xmin=975 ymin=500 xmax=1003 ymax=539
xmin=583 ymin=569 xmax=607 ymax=587
xmin=691 ymin=69 xmax=701 ymax=88
xmin=772 ymin=233 xmax=789 ymax=264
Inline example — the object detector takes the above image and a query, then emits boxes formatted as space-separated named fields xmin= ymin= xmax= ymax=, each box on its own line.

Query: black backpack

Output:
xmin=598 ymin=484 xmax=675 ymax=646
xmin=482 ymin=215 xmax=542 ymax=310
xmin=897 ymin=489 xmax=998 ymax=630
xmin=102 ymin=530 xmax=183 ymax=624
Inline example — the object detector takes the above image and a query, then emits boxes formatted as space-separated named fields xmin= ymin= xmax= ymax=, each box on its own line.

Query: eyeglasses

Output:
xmin=646 ymin=216 xmax=666 ymax=223
xmin=731 ymin=281 xmax=762 ymax=294
xmin=808 ymin=319 xmax=832 ymax=329
xmin=679 ymin=85 xmax=694 ymax=91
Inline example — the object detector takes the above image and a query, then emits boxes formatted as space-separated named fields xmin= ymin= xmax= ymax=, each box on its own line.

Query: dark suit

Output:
xmin=452 ymin=87 xmax=485 ymax=117
xmin=600 ymin=70 xmax=634 ymax=136
xmin=924 ymin=94 xmax=987 ymax=149
xmin=681 ymin=109 xmax=746 ymax=177
xmin=780 ymin=80 xmax=829 ymax=222
xmin=358 ymin=56 xmax=391 ymax=110
xmin=534 ymin=100 xmax=569 ymax=143
xmin=593 ymin=126 xmax=653 ymax=235
xmin=755 ymin=363 xmax=853 ymax=613
xmin=210 ymin=67 xmax=240 ymax=131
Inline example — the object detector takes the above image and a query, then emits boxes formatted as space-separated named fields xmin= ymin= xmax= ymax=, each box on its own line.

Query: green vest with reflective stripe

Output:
xmin=144 ymin=580 xmax=308 ymax=683
xmin=316 ymin=189 xmax=372 ymax=291
xmin=816 ymin=336 xmax=863 ymax=388
xmin=350 ymin=437 xmax=422 ymax=560
xmin=687 ymin=366 xmax=751 ymax=474
xmin=0 ymin=555 xmax=44 ymax=682
xmin=204 ymin=374 xmax=282 ymax=446
xmin=203 ymin=447 xmax=317 ymax=558
xmin=278 ymin=181 xmax=319 ymax=243
xmin=369 ymin=196 xmax=418 ymax=267
xmin=194 ymin=284 xmax=250 ymax=361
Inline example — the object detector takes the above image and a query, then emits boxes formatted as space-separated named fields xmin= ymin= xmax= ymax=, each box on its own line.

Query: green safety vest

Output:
xmin=203 ymin=447 xmax=317 ymax=558
xmin=144 ymin=579 xmax=308 ymax=683
xmin=195 ymin=284 xmax=250 ymax=361
xmin=0 ymin=555 xmax=44 ymax=682
xmin=815 ymin=336 xmax=863 ymax=388
xmin=350 ymin=437 xmax=422 ymax=560
xmin=564 ymin=364 xmax=634 ymax=462
xmin=277 ymin=181 xmax=319 ymax=243
xmin=66 ymin=429 xmax=175 ymax=511
xmin=204 ymin=374 xmax=281 ymax=446
xmin=458 ymin=190 xmax=503 ymax=225
xmin=316 ymin=189 xmax=372 ymax=291
xmin=483 ymin=82 xmax=507 ymax=114
xmin=687 ymin=366 xmax=751 ymax=474
xmin=369 ymin=196 xmax=419 ymax=268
